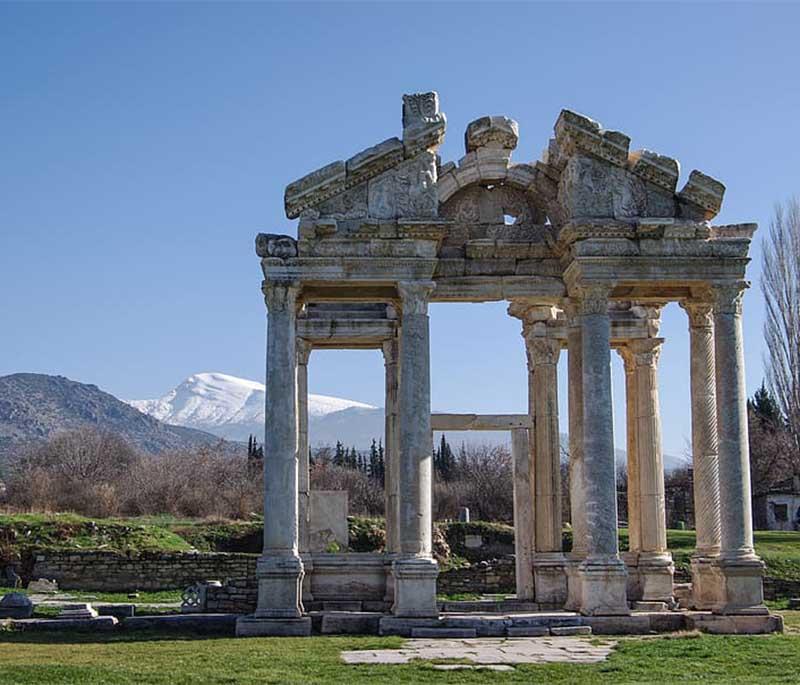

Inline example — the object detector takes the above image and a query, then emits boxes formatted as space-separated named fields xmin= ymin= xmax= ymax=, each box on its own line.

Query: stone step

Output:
xmin=550 ymin=625 xmax=592 ymax=636
xmin=322 ymin=601 xmax=362 ymax=612
xmin=411 ymin=627 xmax=477 ymax=639
xmin=320 ymin=612 xmax=381 ymax=635
xmin=506 ymin=626 xmax=549 ymax=637
xmin=439 ymin=600 xmax=539 ymax=614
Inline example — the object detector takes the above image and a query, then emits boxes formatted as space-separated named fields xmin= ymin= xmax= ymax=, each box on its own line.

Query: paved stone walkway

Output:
xmin=341 ymin=636 xmax=616 ymax=670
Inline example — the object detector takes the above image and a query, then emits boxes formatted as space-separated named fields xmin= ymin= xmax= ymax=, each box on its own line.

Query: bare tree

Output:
xmin=762 ymin=197 xmax=800 ymax=452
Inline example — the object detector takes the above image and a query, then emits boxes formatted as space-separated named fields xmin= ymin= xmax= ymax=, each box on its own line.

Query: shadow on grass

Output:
xmin=0 ymin=629 xmax=236 ymax=646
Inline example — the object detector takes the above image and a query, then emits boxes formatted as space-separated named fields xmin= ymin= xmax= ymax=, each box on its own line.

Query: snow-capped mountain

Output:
xmin=128 ymin=372 xmax=379 ymax=443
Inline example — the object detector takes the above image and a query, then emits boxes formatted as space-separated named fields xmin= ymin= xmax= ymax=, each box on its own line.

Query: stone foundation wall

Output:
xmin=31 ymin=552 xmax=257 ymax=592
xmin=437 ymin=558 xmax=516 ymax=596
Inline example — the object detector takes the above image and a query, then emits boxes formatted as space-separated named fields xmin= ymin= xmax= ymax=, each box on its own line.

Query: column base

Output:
xmin=533 ymin=553 xmax=567 ymax=605
xmin=300 ymin=554 xmax=314 ymax=605
xmin=254 ymin=555 xmax=305 ymax=619
xmin=392 ymin=557 xmax=439 ymax=618
xmin=577 ymin=557 xmax=630 ymax=616
xmin=690 ymin=554 xmax=721 ymax=610
xmin=621 ymin=551 xmax=641 ymax=601
xmin=564 ymin=556 xmax=584 ymax=611
xmin=712 ymin=553 xmax=768 ymax=615
xmin=638 ymin=552 xmax=675 ymax=604
xmin=383 ymin=555 xmax=397 ymax=604
xmin=236 ymin=616 xmax=311 ymax=637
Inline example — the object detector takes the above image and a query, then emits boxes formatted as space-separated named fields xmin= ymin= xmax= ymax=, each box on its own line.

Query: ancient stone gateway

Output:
xmin=236 ymin=92 xmax=775 ymax=637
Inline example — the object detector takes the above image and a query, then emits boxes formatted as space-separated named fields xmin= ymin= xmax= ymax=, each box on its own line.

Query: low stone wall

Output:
xmin=206 ymin=577 xmax=258 ymax=613
xmin=31 ymin=552 xmax=257 ymax=592
xmin=763 ymin=577 xmax=800 ymax=600
xmin=437 ymin=558 xmax=516 ymax=596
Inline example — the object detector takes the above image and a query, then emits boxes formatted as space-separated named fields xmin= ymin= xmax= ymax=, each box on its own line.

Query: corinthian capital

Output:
xmin=528 ymin=337 xmax=561 ymax=366
xmin=625 ymin=338 xmax=664 ymax=369
xmin=398 ymin=281 xmax=435 ymax=315
xmin=296 ymin=338 xmax=312 ymax=366
xmin=574 ymin=284 xmax=613 ymax=316
xmin=680 ymin=301 xmax=714 ymax=329
xmin=262 ymin=280 xmax=299 ymax=313
xmin=713 ymin=282 xmax=748 ymax=316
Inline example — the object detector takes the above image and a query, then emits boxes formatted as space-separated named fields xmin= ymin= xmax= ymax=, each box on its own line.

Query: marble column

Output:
xmin=392 ymin=281 xmax=438 ymax=617
xmin=575 ymin=285 xmax=629 ymax=616
xmin=382 ymin=338 xmax=400 ymax=554
xmin=297 ymin=339 xmax=312 ymax=554
xmin=511 ymin=427 xmax=535 ymax=601
xmin=621 ymin=339 xmax=674 ymax=605
xmin=296 ymin=339 xmax=314 ymax=604
xmin=527 ymin=334 xmax=567 ymax=605
xmin=620 ymin=346 xmax=641 ymax=600
xmin=382 ymin=337 xmax=400 ymax=604
xmin=237 ymin=279 xmax=310 ymax=636
xmin=681 ymin=302 xmax=722 ymax=609
xmin=712 ymin=284 xmax=766 ymax=615
xmin=564 ymin=301 xmax=587 ymax=611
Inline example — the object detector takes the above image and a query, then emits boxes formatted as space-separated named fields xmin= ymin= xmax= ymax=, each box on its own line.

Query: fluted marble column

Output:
xmin=712 ymin=284 xmax=766 ymax=615
xmin=565 ymin=301 xmax=587 ymax=611
xmin=237 ymin=280 xmax=311 ymax=636
xmin=575 ymin=285 xmax=628 ymax=616
xmin=681 ymin=301 xmax=722 ymax=609
xmin=527 ymin=334 xmax=567 ymax=605
xmin=620 ymin=339 xmax=673 ymax=605
xmin=392 ymin=281 xmax=438 ymax=617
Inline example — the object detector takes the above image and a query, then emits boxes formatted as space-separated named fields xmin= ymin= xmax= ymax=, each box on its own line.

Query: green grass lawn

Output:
xmin=0 ymin=612 xmax=799 ymax=684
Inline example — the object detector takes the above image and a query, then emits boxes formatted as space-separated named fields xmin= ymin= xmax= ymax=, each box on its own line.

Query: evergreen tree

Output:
xmin=334 ymin=441 xmax=345 ymax=467
xmin=750 ymin=382 xmax=784 ymax=426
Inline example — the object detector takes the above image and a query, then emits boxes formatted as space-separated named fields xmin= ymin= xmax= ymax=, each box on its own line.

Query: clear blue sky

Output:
xmin=2 ymin=2 xmax=799 ymax=456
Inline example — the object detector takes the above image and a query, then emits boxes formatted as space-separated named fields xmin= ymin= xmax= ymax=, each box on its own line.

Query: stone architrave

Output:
xmin=574 ymin=285 xmax=629 ymax=616
xmin=620 ymin=338 xmax=674 ymax=605
xmin=392 ymin=281 xmax=438 ymax=618
xmin=681 ymin=301 xmax=723 ymax=610
xmin=711 ymin=284 xmax=767 ymax=615
xmin=237 ymin=279 xmax=311 ymax=637
xmin=511 ymin=427 xmax=535 ymax=601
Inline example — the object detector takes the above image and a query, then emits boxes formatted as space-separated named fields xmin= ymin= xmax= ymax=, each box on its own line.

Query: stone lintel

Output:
xmin=430 ymin=413 xmax=532 ymax=432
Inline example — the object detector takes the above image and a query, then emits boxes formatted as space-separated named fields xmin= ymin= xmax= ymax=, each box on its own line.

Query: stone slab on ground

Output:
xmin=320 ymin=612 xmax=382 ymax=635
xmin=341 ymin=636 xmax=616 ymax=666
xmin=124 ymin=613 xmax=237 ymax=635
xmin=236 ymin=616 xmax=312 ymax=637
xmin=8 ymin=616 xmax=118 ymax=632
xmin=322 ymin=601 xmax=362 ymax=612
xmin=411 ymin=627 xmax=477 ymax=638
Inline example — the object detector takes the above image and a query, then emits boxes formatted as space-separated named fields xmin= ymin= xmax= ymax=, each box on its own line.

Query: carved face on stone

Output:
xmin=255 ymin=233 xmax=298 ymax=259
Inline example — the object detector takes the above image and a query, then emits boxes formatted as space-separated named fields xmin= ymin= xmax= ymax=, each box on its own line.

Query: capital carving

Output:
xmin=624 ymin=338 xmax=663 ymax=369
xmin=296 ymin=339 xmax=312 ymax=366
xmin=713 ymin=283 xmax=747 ymax=316
xmin=256 ymin=233 xmax=298 ymax=260
xmin=397 ymin=281 xmax=435 ymax=315
xmin=574 ymin=284 xmax=613 ymax=316
xmin=528 ymin=337 xmax=561 ymax=366
xmin=681 ymin=302 xmax=714 ymax=329
xmin=262 ymin=280 xmax=299 ymax=313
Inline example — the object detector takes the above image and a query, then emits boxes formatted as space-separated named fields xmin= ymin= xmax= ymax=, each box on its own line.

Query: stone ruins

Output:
xmin=237 ymin=92 xmax=776 ymax=637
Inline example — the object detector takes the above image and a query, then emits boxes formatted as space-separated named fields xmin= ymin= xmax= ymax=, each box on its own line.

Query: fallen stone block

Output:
xmin=0 ymin=592 xmax=34 ymax=619
xmin=236 ymin=616 xmax=312 ymax=637
xmin=686 ymin=613 xmax=783 ymax=635
xmin=506 ymin=625 xmax=549 ymax=637
xmin=96 ymin=604 xmax=135 ymax=619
